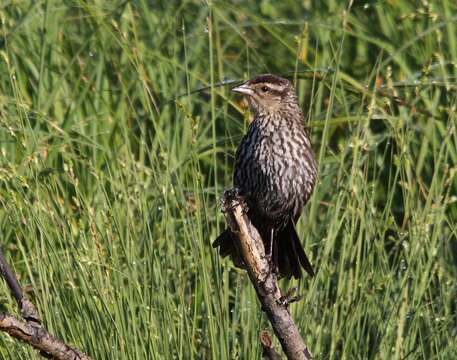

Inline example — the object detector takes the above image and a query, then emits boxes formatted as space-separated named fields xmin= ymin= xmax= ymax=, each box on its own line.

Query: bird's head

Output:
xmin=231 ymin=74 xmax=296 ymax=115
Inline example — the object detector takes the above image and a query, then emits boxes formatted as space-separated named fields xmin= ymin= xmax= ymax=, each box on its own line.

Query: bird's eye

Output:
xmin=261 ymin=86 xmax=269 ymax=92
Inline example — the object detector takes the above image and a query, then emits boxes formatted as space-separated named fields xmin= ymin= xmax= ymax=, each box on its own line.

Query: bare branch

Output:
xmin=221 ymin=189 xmax=313 ymax=360
xmin=0 ymin=247 xmax=93 ymax=360
xmin=0 ymin=313 xmax=90 ymax=360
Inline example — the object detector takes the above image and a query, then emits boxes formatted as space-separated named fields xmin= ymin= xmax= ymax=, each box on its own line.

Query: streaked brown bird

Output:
xmin=213 ymin=74 xmax=318 ymax=279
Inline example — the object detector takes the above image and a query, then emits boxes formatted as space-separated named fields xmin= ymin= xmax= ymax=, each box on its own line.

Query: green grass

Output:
xmin=0 ymin=1 xmax=456 ymax=359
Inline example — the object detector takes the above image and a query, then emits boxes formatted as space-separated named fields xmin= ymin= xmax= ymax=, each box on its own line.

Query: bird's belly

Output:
xmin=234 ymin=126 xmax=316 ymax=225
xmin=264 ymin=165 xmax=309 ymax=216
xmin=241 ymin=155 xmax=313 ymax=224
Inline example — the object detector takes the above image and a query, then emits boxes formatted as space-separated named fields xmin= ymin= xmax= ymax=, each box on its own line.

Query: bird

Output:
xmin=213 ymin=74 xmax=318 ymax=279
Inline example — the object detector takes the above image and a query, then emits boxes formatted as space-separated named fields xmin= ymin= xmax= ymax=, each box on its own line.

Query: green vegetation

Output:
xmin=0 ymin=1 xmax=456 ymax=359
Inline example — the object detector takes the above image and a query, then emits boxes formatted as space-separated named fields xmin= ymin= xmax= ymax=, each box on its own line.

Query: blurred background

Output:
xmin=0 ymin=1 xmax=456 ymax=359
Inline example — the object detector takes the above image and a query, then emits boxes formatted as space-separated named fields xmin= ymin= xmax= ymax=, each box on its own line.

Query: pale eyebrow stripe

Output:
xmin=262 ymin=83 xmax=284 ymax=91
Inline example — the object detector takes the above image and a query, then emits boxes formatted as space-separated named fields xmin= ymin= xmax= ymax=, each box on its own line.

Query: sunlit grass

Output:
xmin=0 ymin=1 xmax=456 ymax=359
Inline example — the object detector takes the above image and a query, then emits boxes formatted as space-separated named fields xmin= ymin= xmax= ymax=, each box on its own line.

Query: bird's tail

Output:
xmin=213 ymin=221 xmax=315 ymax=279
xmin=277 ymin=220 xmax=315 ymax=279
xmin=212 ymin=228 xmax=245 ymax=269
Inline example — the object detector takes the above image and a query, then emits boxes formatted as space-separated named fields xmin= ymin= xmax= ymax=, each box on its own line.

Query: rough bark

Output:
xmin=221 ymin=189 xmax=313 ymax=360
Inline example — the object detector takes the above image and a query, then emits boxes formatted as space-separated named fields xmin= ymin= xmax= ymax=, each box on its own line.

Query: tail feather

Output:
xmin=282 ymin=237 xmax=302 ymax=279
xmin=212 ymin=228 xmax=232 ymax=257
xmin=278 ymin=220 xmax=315 ymax=279
xmin=212 ymin=228 xmax=245 ymax=268
xmin=213 ymin=221 xmax=315 ymax=279
xmin=289 ymin=221 xmax=315 ymax=277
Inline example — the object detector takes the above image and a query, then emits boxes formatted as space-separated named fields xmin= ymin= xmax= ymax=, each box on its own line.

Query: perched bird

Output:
xmin=213 ymin=74 xmax=318 ymax=279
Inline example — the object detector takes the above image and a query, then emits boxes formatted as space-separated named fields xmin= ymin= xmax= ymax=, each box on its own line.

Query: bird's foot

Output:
xmin=221 ymin=188 xmax=248 ymax=214
xmin=278 ymin=287 xmax=303 ymax=307
xmin=265 ymin=229 xmax=279 ymax=276
xmin=267 ymin=255 xmax=279 ymax=277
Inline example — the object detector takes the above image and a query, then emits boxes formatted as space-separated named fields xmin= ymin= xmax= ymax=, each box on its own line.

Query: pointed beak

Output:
xmin=232 ymin=82 xmax=254 ymax=96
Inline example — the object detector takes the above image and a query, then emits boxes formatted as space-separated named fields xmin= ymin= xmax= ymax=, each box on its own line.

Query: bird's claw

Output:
xmin=221 ymin=188 xmax=248 ymax=213
xmin=267 ymin=255 xmax=279 ymax=277
xmin=278 ymin=287 xmax=303 ymax=306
